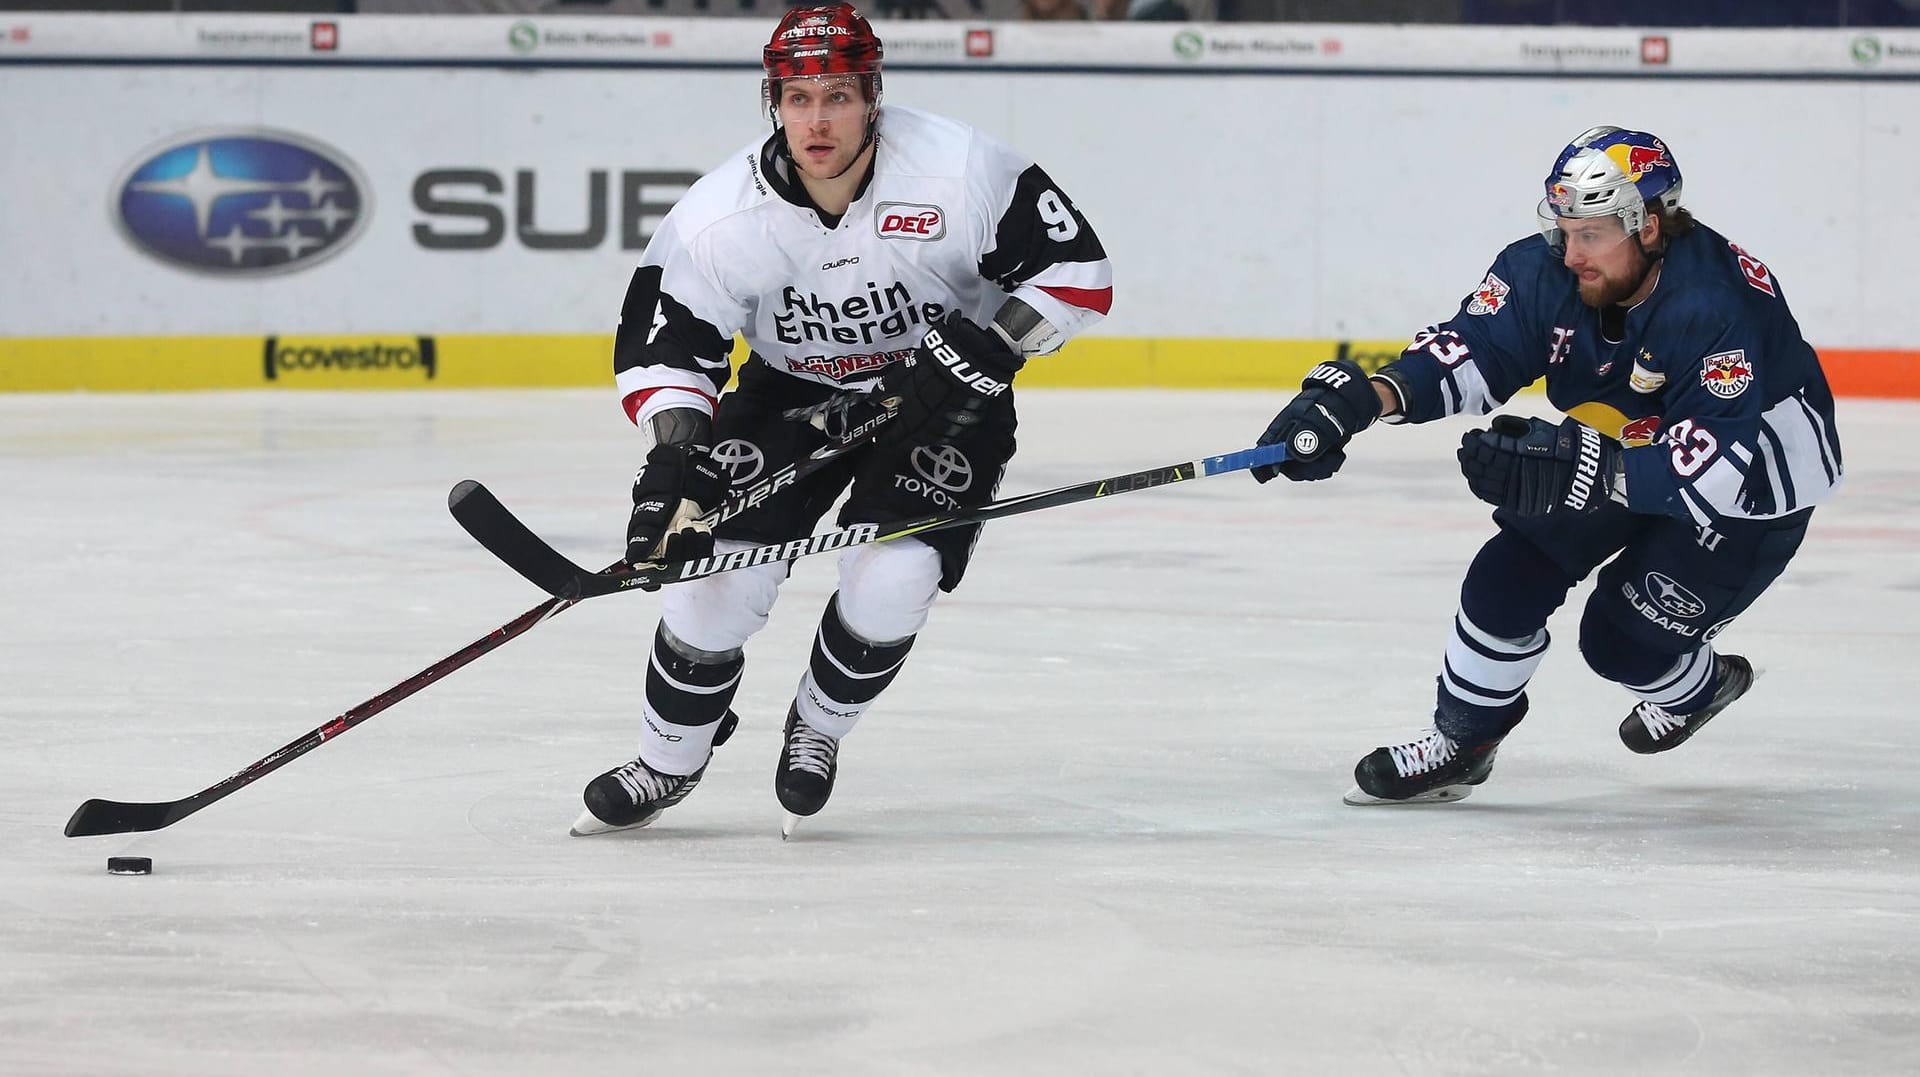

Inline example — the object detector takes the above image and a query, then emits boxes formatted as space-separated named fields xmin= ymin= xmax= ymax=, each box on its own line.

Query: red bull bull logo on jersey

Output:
xmin=1700 ymin=349 xmax=1754 ymax=399
xmin=1466 ymin=271 xmax=1510 ymax=315
xmin=1619 ymin=414 xmax=1662 ymax=446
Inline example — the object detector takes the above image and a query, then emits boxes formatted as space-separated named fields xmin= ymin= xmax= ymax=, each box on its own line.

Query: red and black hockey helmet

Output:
xmin=762 ymin=3 xmax=885 ymax=117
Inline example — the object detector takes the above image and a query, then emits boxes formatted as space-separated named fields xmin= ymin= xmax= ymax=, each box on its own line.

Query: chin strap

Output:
xmin=1622 ymin=227 xmax=1669 ymax=295
xmin=822 ymin=105 xmax=880 ymax=181
xmin=826 ymin=135 xmax=874 ymax=181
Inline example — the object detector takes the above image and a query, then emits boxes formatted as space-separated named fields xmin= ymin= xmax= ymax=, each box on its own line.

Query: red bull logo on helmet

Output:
xmin=1604 ymin=140 xmax=1672 ymax=181
xmin=1700 ymin=349 xmax=1754 ymax=399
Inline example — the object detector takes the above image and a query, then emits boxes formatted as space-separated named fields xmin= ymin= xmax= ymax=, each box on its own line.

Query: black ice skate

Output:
xmin=571 ymin=710 xmax=738 ymax=836
xmin=1619 ymin=654 xmax=1757 ymax=755
xmin=776 ymin=705 xmax=840 ymax=839
xmin=1344 ymin=727 xmax=1505 ymax=806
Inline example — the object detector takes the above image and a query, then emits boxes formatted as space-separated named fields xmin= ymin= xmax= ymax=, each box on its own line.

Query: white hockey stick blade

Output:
xmin=1342 ymin=784 xmax=1476 ymax=806
xmin=568 ymin=807 xmax=663 ymax=837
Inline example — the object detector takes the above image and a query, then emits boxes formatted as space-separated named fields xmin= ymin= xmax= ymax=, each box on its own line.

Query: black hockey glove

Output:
xmin=875 ymin=312 xmax=1024 ymax=449
xmin=626 ymin=443 xmax=730 ymax=572
xmin=786 ymin=314 xmax=1022 ymax=450
xmin=1458 ymin=415 xmax=1618 ymax=515
xmin=1251 ymin=358 xmax=1382 ymax=482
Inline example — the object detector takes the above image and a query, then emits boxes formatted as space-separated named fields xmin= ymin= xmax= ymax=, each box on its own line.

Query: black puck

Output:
xmin=106 ymin=856 xmax=153 ymax=875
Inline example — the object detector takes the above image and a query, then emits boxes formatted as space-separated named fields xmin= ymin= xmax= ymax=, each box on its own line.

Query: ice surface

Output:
xmin=3 ymin=390 xmax=1916 ymax=1076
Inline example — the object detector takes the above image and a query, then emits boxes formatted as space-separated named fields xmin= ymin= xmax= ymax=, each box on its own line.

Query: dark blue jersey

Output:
xmin=1377 ymin=221 xmax=1842 ymax=528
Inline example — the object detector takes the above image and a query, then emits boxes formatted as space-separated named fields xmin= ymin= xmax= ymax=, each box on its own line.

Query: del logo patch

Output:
xmin=876 ymin=202 xmax=944 ymax=240
xmin=1700 ymin=349 xmax=1754 ymax=399
xmin=1466 ymin=272 xmax=1510 ymax=315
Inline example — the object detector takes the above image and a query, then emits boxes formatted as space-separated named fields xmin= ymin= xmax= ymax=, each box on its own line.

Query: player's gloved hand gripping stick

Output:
xmin=1250 ymin=357 xmax=1382 ymax=483
xmin=625 ymin=442 xmax=730 ymax=566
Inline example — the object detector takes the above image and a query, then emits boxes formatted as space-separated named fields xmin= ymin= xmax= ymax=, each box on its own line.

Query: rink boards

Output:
xmin=4 ymin=15 xmax=1919 ymax=397
xmin=3 ymin=334 xmax=1915 ymax=397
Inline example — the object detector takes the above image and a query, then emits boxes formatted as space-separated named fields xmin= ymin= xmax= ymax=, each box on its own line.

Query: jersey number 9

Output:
xmin=1037 ymin=190 xmax=1079 ymax=242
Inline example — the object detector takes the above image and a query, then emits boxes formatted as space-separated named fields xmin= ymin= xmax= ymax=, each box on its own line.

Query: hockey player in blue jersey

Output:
xmin=1251 ymin=126 xmax=1843 ymax=804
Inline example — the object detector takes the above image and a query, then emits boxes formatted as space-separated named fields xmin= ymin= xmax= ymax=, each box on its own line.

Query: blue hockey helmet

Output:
xmin=1538 ymin=126 xmax=1683 ymax=248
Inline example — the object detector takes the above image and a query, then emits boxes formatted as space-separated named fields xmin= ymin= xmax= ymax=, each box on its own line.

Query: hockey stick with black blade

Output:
xmin=62 ymin=568 xmax=617 ymax=838
xmin=452 ymin=442 xmax=1289 ymax=602
xmin=64 ymin=416 xmax=878 ymax=835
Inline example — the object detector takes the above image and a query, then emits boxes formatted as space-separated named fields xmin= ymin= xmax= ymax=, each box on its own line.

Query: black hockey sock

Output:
xmin=795 ymin=594 xmax=915 ymax=738
xmin=645 ymin=623 xmax=744 ymax=733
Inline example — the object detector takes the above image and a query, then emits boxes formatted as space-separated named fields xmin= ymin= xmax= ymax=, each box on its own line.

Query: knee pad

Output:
xmin=660 ymin=538 xmax=789 ymax=654
xmin=1578 ymin=599 xmax=1684 ymax=687
xmin=833 ymin=540 xmax=941 ymax=644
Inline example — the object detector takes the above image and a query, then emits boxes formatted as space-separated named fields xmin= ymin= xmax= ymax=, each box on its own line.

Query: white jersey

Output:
xmin=613 ymin=105 xmax=1113 ymax=428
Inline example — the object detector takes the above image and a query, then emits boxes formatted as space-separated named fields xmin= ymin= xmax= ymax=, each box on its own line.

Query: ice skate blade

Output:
xmin=1343 ymin=784 xmax=1475 ymax=806
xmin=569 ymin=807 xmax=662 ymax=836
xmin=780 ymin=812 xmax=805 ymax=840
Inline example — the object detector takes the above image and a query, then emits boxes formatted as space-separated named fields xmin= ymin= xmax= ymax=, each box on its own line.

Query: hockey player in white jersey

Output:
xmin=574 ymin=4 xmax=1113 ymax=836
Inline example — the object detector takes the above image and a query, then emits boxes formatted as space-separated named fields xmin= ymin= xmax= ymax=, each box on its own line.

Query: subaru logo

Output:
xmin=113 ymin=128 xmax=370 ymax=276
xmin=1645 ymin=571 xmax=1706 ymax=620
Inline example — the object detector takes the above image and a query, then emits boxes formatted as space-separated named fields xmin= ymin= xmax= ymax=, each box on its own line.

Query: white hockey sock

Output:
xmin=1440 ymin=608 xmax=1550 ymax=711
xmin=1625 ymin=646 xmax=1716 ymax=710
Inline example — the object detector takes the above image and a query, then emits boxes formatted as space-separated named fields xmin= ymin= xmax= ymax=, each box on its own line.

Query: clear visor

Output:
xmin=770 ymin=74 xmax=870 ymax=124
xmin=1539 ymin=200 xmax=1634 ymax=256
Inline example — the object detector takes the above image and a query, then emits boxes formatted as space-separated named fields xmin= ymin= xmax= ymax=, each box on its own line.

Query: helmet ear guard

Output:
xmin=1538 ymin=126 xmax=1683 ymax=249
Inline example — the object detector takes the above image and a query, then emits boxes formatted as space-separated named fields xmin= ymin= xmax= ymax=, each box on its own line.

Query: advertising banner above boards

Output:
xmin=2 ymin=15 xmax=1917 ymax=397
xmin=3 ymin=13 xmax=1920 ymax=77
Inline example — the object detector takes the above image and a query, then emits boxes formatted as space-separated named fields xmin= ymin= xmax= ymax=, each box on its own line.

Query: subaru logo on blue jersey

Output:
xmin=113 ymin=129 xmax=369 ymax=276
xmin=1644 ymin=572 xmax=1706 ymax=619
